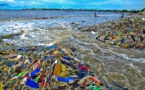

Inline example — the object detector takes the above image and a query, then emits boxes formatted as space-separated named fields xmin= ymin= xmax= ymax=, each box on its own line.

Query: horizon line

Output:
xmin=0 ymin=8 xmax=144 ymax=11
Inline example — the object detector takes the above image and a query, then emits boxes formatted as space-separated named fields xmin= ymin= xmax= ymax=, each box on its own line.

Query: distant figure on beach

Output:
xmin=121 ymin=13 xmax=124 ymax=18
xmin=94 ymin=12 xmax=97 ymax=17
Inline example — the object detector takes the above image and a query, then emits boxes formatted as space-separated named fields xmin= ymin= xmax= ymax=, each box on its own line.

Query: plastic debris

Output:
xmin=93 ymin=16 xmax=145 ymax=49
xmin=0 ymin=44 xmax=105 ymax=90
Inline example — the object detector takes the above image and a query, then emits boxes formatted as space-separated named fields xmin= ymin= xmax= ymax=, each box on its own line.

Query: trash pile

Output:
xmin=87 ymin=16 xmax=145 ymax=49
xmin=0 ymin=44 xmax=105 ymax=90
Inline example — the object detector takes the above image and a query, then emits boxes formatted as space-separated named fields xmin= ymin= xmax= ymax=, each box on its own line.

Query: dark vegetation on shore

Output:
xmin=21 ymin=7 xmax=145 ymax=13
xmin=1 ymin=7 xmax=144 ymax=13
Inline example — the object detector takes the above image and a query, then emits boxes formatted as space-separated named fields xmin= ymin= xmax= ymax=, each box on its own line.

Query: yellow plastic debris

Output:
xmin=142 ymin=11 xmax=145 ymax=15
xmin=0 ymin=81 xmax=3 ymax=90
xmin=53 ymin=61 xmax=61 ymax=76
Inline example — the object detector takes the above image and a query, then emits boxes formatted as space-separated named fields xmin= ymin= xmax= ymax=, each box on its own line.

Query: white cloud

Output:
xmin=0 ymin=0 xmax=14 ymax=2
xmin=30 ymin=2 xmax=40 ymax=5
xmin=42 ymin=0 xmax=74 ymax=4
xmin=10 ymin=1 xmax=40 ymax=7
xmin=42 ymin=0 xmax=65 ymax=2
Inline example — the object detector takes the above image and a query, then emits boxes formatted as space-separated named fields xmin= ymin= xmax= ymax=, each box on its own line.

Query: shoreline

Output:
xmin=0 ymin=12 xmax=144 ymax=49
xmin=80 ymin=14 xmax=145 ymax=49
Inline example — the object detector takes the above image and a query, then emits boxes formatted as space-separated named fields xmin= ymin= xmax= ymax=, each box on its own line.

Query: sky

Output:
xmin=0 ymin=0 xmax=145 ymax=10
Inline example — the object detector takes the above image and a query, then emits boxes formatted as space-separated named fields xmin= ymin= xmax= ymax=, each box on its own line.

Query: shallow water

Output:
xmin=0 ymin=10 xmax=145 ymax=90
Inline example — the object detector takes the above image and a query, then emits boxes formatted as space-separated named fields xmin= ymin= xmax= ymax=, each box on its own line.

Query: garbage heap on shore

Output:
xmin=0 ymin=44 xmax=105 ymax=90
xmin=87 ymin=16 xmax=145 ymax=49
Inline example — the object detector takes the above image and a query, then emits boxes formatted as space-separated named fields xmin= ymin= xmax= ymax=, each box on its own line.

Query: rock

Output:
xmin=81 ymin=20 xmax=85 ymax=22
xmin=70 ymin=22 xmax=76 ymax=24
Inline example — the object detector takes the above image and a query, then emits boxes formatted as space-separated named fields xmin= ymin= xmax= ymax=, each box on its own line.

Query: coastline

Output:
xmin=80 ymin=14 xmax=145 ymax=49
xmin=1 ymin=12 xmax=144 ymax=49
xmin=0 ymin=11 xmax=145 ymax=90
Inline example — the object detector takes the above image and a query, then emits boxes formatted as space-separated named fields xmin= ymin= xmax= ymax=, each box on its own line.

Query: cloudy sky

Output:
xmin=0 ymin=0 xmax=145 ymax=10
